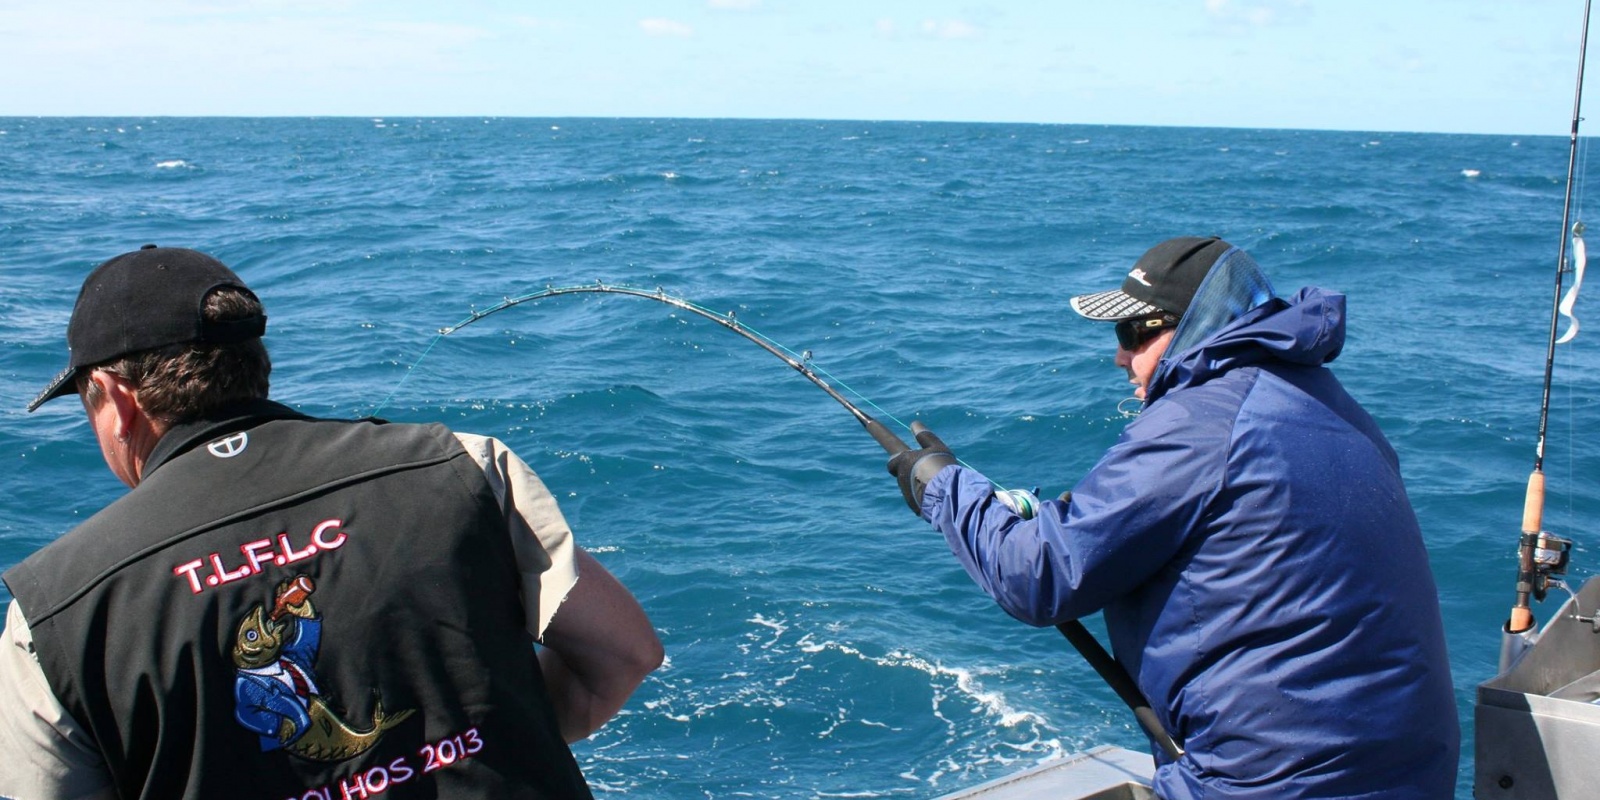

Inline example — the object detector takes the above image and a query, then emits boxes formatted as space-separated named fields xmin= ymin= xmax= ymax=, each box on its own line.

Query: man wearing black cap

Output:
xmin=0 ymin=246 xmax=663 ymax=798
xmin=888 ymin=238 xmax=1458 ymax=799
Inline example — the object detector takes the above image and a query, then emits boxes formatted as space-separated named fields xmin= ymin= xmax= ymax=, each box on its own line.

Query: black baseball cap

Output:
xmin=1069 ymin=236 xmax=1233 ymax=321
xmin=27 ymin=245 xmax=267 ymax=412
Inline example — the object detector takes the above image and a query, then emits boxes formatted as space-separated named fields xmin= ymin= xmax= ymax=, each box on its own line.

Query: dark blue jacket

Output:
xmin=923 ymin=288 xmax=1459 ymax=799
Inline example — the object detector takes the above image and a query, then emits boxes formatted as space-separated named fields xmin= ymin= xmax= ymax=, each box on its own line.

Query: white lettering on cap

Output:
xmin=1128 ymin=268 xmax=1153 ymax=287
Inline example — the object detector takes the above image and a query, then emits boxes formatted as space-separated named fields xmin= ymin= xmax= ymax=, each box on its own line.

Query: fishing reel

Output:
xmin=995 ymin=487 xmax=1076 ymax=521
xmin=1525 ymin=530 xmax=1573 ymax=602
xmin=995 ymin=488 xmax=1042 ymax=519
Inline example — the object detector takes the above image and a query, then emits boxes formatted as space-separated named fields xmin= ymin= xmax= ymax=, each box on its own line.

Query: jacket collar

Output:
xmin=143 ymin=398 xmax=312 ymax=477
xmin=1146 ymin=287 xmax=1346 ymax=405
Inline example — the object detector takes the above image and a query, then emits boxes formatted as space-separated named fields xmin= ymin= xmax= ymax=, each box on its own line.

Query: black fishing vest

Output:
xmin=3 ymin=400 xmax=593 ymax=799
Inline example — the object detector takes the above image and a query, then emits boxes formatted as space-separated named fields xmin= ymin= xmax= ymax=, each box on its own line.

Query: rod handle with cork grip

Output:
xmin=1509 ymin=470 xmax=1545 ymax=634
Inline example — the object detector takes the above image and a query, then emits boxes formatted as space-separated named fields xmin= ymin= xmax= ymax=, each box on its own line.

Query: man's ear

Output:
xmin=89 ymin=370 xmax=146 ymax=441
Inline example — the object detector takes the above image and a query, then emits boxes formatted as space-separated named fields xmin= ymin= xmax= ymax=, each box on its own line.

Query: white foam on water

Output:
xmin=746 ymin=613 xmax=789 ymax=645
xmin=795 ymin=634 xmax=1045 ymax=730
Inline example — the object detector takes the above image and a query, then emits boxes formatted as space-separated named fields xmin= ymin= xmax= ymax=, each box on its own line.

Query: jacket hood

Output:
xmin=1145 ymin=286 xmax=1346 ymax=404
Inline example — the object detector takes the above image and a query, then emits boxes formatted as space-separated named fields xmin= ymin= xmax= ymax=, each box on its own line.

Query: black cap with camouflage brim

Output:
xmin=1069 ymin=236 xmax=1232 ymax=321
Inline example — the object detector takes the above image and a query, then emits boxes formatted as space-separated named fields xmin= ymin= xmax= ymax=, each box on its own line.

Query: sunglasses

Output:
xmin=1115 ymin=314 xmax=1180 ymax=351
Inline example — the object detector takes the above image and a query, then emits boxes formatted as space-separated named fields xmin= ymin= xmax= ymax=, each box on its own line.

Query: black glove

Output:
xmin=886 ymin=421 xmax=958 ymax=514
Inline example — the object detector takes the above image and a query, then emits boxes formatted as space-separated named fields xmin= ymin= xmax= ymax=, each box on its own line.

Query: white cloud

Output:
xmin=1375 ymin=46 xmax=1427 ymax=75
xmin=371 ymin=21 xmax=486 ymax=45
xmin=919 ymin=19 xmax=982 ymax=40
xmin=639 ymin=18 xmax=694 ymax=38
xmin=511 ymin=17 xmax=568 ymax=31
xmin=0 ymin=5 xmax=508 ymax=115
xmin=872 ymin=17 xmax=981 ymax=41
xmin=1204 ymin=0 xmax=1310 ymax=28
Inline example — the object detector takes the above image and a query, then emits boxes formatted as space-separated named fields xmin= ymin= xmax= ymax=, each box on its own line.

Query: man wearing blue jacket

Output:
xmin=888 ymin=237 xmax=1459 ymax=799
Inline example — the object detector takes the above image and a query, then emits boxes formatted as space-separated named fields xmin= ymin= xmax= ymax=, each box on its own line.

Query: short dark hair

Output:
xmin=78 ymin=287 xmax=271 ymax=424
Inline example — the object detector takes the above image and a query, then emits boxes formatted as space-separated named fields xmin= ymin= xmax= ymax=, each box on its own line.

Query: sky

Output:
xmin=3 ymin=0 xmax=1598 ymax=135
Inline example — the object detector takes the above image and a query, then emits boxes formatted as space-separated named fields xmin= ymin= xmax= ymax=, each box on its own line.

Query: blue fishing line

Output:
xmin=378 ymin=282 xmax=913 ymax=427
xmin=694 ymin=314 xmax=915 ymax=434
xmin=371 ymin=282 xmax=1016 ymax=494
xmin=368 ymin=331 xmax=445 ymax=419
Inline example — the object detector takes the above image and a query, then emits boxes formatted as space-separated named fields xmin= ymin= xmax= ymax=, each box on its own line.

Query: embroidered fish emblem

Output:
xmin=230 ymin=576 xmax=415 ymax=762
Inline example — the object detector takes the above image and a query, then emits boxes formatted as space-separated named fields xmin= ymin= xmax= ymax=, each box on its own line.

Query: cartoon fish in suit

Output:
xmin=231 ymin=576 xmax=414 ymax=761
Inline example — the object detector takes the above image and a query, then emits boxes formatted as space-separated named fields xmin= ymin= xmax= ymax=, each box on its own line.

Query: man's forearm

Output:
xmin=536 ymin=549 xmax=663 ymax=742
xmin=538 ymin=644 xmax=640 ymax=743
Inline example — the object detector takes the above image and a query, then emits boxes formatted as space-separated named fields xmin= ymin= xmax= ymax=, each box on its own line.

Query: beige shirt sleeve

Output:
xmin=0 ymin=600 xmax=115 ymax=800
xmin=453 ymin=432 xmax=581 ymax=640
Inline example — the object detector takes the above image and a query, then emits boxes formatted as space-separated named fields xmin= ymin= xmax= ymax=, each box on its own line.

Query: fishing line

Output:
xmin=1564 ymin=138 xmax=1583 ymax=524
xmin=370 ymin=282 xmax=1031 ymax=495
xmin=376 ymin=281 xmax=903 ymax=433
xmin=370 ymin=332 xmax=448 ymax=420
xmin=1566 ymin=121 xmax=1592 ymax=524
xmin=369 ymin=284 xmax=934 ymax=451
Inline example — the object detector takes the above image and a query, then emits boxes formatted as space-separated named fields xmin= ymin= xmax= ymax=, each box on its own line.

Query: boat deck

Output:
xmin=934 ymin=746 xmax=1155 ymax=800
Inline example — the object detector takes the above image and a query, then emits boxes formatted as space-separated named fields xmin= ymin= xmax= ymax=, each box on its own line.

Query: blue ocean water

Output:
xmin=2 ymin=117 xmax=1598 ymax=798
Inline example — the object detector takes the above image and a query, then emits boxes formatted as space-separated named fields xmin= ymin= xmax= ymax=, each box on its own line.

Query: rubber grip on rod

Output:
xmin=862 ymin=417 xmax=910 ymax=455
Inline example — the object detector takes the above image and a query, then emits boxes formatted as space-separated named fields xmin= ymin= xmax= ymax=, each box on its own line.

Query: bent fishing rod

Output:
xmin=1509 ymin=0 xmax=1592 ymax=636
xmin=417 ymin=281 xmax=1185 ymax=761
xmin=431 ymin=281 xmax=910 ymax=455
